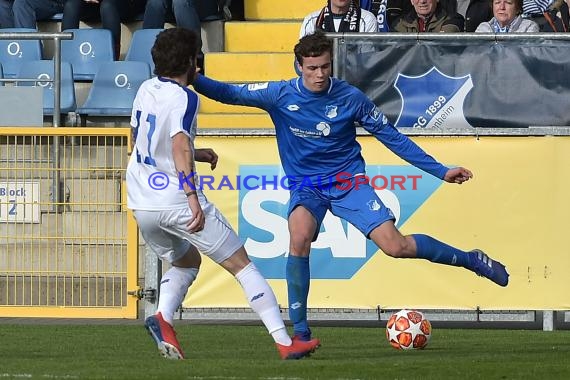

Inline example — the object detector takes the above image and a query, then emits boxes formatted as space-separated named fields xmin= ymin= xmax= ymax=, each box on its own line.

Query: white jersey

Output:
xmin=299 ymin=8 xmax=379 ymax=38
xmin=126 ymin=76 xmax=199 ymax=211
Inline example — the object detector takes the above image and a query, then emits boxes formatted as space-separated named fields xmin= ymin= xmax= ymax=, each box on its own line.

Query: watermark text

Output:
xmin=147 ymin=171 xmax=424 ymax=191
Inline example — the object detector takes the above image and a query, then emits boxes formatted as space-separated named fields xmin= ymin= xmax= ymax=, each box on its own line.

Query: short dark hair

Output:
xmin=294 ymin=30 xmax=333 ymax=66
xmin=151 ymin=28 xmax=199 ymax=78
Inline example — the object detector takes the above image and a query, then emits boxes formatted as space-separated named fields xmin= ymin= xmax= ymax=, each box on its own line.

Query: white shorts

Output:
xmin=133 ymin=199 xmax=243 ymax=264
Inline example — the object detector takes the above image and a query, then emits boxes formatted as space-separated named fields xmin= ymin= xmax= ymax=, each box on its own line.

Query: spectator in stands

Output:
xmin=475 ymin=0 xmax=539 ymax=32
xmin=562 ymin=0 xmax=570 ymax=27
xmin=522 ymin=0 xmax=567 ymax=31
xmin=218 ymin=0 xmax=232 ymax=20
xmin=0 ymin=0 xmax=64 ymax=29
xmin=359 ymin=0 xmax=391 ymax=31
xmin=142 ymin=0 xmax=204 ymax=72
xmin=300 ymin=0 xmax=379 ymax=37
xmin=457 ymin=0 xmax=471 ymax=16
xmin=62 ymin=0 xmax=147 ymax=60
xmin=464 ymin=0 xmax=493 ymax=31
xmin=298 ymin=0 xmax=380 ymax=76
xmin=391 ymin=0 xmax=465 ymax=31
xmin=386 ymin=0 xmax=414 ymax=26
xmin=0 ymin=1 xmax=12 ymax=27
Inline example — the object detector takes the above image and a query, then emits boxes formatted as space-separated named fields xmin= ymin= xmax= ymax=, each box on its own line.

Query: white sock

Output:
xmin=157 ymin=266 xmax=199 ymax=325
xmin=235 ymin=262 xmax=292 ymax=346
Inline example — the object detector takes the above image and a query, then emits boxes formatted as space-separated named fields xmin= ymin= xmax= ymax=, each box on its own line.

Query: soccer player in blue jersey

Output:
xmin=126 ymin=28 xmax=320 ymax=360
xmin=192 ymin=30 xmax=509 ymax=344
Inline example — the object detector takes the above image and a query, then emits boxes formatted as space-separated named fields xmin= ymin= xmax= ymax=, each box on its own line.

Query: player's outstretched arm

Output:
xmin=193 ymin=74 xmax=274 ymax=110
xmin=443 ymin=167 xmax=473 ymax=184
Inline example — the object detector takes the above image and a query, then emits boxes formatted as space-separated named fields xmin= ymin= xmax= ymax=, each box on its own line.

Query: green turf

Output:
xmin=0 ymin=324 xmax=569 ymax=379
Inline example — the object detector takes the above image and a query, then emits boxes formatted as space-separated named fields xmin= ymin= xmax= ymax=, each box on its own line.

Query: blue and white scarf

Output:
xmin=492 ymin=18 xmax=510 ymax=32
xmin=316 ymin=0 xmax=361 ymax=32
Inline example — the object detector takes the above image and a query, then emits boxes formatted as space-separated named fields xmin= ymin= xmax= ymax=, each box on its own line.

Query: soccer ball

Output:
xmin=385 ymin=309 xmax=432 ymax=350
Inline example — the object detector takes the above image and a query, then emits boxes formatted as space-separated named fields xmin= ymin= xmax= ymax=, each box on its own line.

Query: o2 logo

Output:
xmin=238 ymin=165 xmax=443 ymax=279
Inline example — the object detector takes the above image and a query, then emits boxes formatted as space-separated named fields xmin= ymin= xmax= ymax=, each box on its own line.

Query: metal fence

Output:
xmin=0 ymin=127 xmax=138 ymax=318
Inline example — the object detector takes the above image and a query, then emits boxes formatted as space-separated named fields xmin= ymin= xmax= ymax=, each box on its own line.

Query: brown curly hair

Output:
xmin=151 ymin=28 xmax=199 ymax=78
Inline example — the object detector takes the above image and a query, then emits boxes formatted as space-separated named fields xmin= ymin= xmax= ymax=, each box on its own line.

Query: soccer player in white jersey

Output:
xmin=126 ymin=28 xmax=320 ymax=360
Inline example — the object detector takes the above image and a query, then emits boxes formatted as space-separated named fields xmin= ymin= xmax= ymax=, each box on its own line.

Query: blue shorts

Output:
xmin=287 ymin=175 xmax=395 ymax=241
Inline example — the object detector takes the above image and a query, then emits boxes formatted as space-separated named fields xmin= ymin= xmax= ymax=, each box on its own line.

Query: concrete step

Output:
xmin=0 ymin=243 xmax=126 ymax=273
xmin=0 ymin=142 xmax=126 ymax=170
xmin=0 ymin=213 xmax=60 ymax=243
xmin=0 ymin=211 xmax=127 ymax=244
xmin=199 ymin=95 xmax=264 ymax=114
xmin=244 ymin=0 xmax=323 ymax=20
xmin=225 ymin=21 xmax=300 ymax=53
xmin=197 ymin=113 xmax=273 ymax=129
xmin=0 ymin=275 xmax=126 ymax=306
xmin=63 ymin=212 xmax=126 ymax=245
xmin=205 ymin=52 xmax=296 ymax=82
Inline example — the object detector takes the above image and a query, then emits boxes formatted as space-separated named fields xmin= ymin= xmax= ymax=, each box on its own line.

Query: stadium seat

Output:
xmin=16 ymin=60 xmax=76 ymax=115
xmin=76 ymin=61 xmax=151 ymax=117
xmin=0 ymin=28 xmax=42 ymax=79
xmin=62 ymin=28 xmax=114 ymax=81
xmin=125 ymin=29 xmax=163 ymax=75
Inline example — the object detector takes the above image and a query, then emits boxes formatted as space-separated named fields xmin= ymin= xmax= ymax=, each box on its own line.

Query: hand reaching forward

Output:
xmin=443 ymin=167 xmax=473 ymax=184
xmin=195 ymin=148 xmax=218 ymax=170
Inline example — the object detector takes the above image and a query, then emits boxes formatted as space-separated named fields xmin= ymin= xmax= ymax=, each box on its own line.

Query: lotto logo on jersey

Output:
xmin=238 ymin=165 xmax=443 ymax=279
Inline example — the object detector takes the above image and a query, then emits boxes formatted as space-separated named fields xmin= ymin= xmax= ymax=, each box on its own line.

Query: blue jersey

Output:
xmin=193 ymin=75 xmax=448 ymax=183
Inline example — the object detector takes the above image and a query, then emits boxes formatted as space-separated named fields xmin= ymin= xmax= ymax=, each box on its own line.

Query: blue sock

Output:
xmin=286 ymin=255 xmax=310 ymax=337
xmin=413 ymin=234 xmax=471 ymax=268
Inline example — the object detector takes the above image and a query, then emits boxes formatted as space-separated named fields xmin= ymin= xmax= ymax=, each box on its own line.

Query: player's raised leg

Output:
xmin=369 ymin=221 xmax=509 ymax=287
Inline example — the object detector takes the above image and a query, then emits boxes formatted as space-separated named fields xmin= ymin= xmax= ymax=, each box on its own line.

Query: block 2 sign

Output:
xmin=0 ymin=182 xmax=40 ymax=223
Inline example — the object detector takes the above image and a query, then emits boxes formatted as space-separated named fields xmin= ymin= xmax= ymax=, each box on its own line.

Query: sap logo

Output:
xmin=238 ymin=165 xmax=443 ymax=279
xmin=394 ymin=66 xmax=473 ymax=129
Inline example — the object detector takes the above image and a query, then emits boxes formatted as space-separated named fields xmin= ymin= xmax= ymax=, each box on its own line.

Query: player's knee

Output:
xmin=173 ymin=249 xmax=202 ymax=268
xmin=381 ymin=239 xmax=410 ymax=258
xmin=290 ymin=233 xmax=313 ymax=255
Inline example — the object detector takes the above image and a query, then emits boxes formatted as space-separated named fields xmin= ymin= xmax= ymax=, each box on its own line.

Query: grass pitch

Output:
xmin=0 ymin=323 xmax=569 ymax=379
